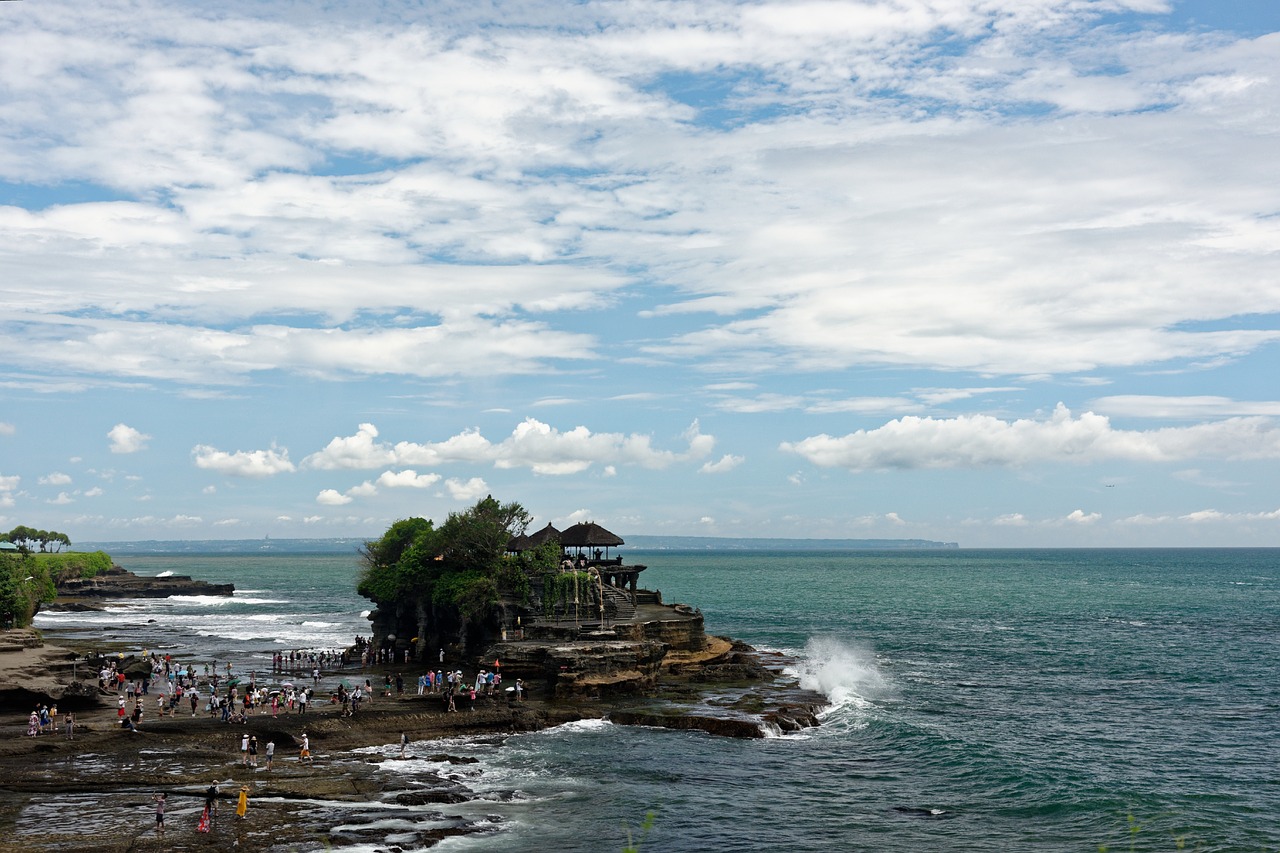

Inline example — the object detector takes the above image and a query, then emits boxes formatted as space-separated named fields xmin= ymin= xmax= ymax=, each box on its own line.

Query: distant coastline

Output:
xmin=76 ymin=535 xmax=959 ymax=554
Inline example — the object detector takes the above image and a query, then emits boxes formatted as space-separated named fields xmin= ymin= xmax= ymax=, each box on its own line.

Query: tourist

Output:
xmin=399 ymin=731 xmax=408 ymax=759
xmin=241 ymin=732 xmax=250 ymax=765
xmin=265 ymin=740 xmax=275 ymax=771
xmin=236 ymin=785 xmax=249 ymax=819
xmin=299 ymin=732 xmax=311 ymax=764
xmin=26 ymin=709 xmax=38 ymax=737
xmin=153 ymin=793 xmax=165 ymax=835
xmin=298 ymin=687 xmax=308 ymax=715
xmin=64 ymin=712 xmax=75 ymax=740
xmin=515 ymin=679 xmax=525 ymax=702
xmin=198 ymin=784 xmax=217 ymax=832
xmin=248 ymin=734 xmax=258 ymax=767
xmin=189 ymin=687 xmax=199 ymax=716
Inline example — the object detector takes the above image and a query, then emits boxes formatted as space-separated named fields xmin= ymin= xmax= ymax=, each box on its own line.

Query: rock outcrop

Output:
xmin=49 ymin=565 xmax=235 ymax=606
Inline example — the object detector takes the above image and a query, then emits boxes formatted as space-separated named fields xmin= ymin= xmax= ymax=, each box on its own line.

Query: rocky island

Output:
xmin=50 ymin=564 xmax=236 ymax=609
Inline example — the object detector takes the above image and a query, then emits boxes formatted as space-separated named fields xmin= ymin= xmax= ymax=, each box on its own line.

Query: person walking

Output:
xmin=241 ymin=732 xmax=250 ymax=766
xmin=265 ymin=740 xmax=275 ymax=771
xmin=299 ymin=732 xmax=312 ymax=765
xmin=236 ymin=785 xmax=249 ymax=819
xmin=248 ymin=734 xmax=259 ymax=767
xmin=399 ymin=731 xmax=408 ymax=759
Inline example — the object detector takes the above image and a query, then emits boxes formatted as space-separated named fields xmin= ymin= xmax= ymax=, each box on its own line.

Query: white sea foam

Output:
xmin=166 ymin=594 xmax=284 ymax=606
xmin=788 ymin=636 xmax=893 ymax=712
xmin=155 ymin=571 xmax=174 ymax=578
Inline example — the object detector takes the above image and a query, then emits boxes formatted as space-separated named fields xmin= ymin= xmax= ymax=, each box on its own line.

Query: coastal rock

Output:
xmin=49 ymin=565 xmax=235 ymax=604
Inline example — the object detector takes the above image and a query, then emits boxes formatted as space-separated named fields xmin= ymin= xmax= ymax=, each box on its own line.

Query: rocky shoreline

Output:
xmin=0 ymin=626 xmax=827 ymax=852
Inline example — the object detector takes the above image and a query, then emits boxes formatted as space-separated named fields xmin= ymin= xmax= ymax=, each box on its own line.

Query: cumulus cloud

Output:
xmin=1065 ymin=509 xmax=1101 ymax=524
xmin=108 ymin=423 xmax=150 ymax=454
xmin=192 ymin=443 xmax=296 ymax=477
xmin=781 ymin=404 xmax=1280 ymax=471
xmin=0 ymin=422 xmax=14 ymax=436
xmin=445 ymin=477 xmax=489 ymax=501
xmin=346 ymin=481 xmax=378 ymax=498
xmin=699 ymin=454 xmax=744 ymax=474
xmin=1181 ymin=508 xmax=1280 ymax=523
xmin=83 ymin=486 xmax=104 ymax=497
xmin=560 ymin=509 xmax=594 ymax=525
xmin=315 ymin=489 xmax=353 ymax=506
xmin=306 ymin=419 xmax=715 ymax=476
xmin=39 ymin=472 xmax=73 ymax=486
xmin=376 ymin=469 xmax=442 ymax=489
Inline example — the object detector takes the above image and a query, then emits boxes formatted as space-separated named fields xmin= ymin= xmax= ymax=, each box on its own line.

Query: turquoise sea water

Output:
xmin=34 ymin=548 xmax=1280 ymax=851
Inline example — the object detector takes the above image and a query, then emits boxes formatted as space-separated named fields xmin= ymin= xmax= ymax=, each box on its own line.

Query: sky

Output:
xmin=1 ymin=0 xmax=1278 ymax=548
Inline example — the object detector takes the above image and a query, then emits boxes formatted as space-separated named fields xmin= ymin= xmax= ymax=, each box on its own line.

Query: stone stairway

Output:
xmin=600 ymin=584 xmax=636 ymax=622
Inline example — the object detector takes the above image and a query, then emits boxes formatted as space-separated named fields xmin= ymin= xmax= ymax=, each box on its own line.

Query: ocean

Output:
xmin=33 ymin=548 xmax=1280 ymax=852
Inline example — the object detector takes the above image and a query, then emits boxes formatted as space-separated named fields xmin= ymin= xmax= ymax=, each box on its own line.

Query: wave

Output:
xmin=788 ymin=636 xmax=893 ymax=713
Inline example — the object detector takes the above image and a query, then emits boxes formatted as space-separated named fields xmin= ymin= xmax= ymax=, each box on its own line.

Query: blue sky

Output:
xmin=1 ymin=0 xmax=1278 ymax=547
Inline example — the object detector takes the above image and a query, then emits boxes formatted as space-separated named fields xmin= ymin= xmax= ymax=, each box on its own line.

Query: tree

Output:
xmin=3 ymin=525 xmax=72 ymax=553
xmin=358 ymin=496 xmax=535 ymax=655
xmin=0 ymin=551 xmax=56 ymax=629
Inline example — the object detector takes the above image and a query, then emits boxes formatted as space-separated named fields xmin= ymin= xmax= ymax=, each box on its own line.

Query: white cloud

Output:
xmin=202 ymin=485 xmax=217 ymax=494
xmin=304 ymin=423 xmax=394 ymax=470
xmin=781 ymin=404 xmax=1280 ymax=471
xmin=1093 ymin=396 xmax=1280 ymax=419
xmin=560 ymin=508 xmax=594 ymax=526
xmin=83 ymin=486 xmax=104 ymax=497
xmin=1181 ymin=508 xmax=1280 ymax=523
xmin=0 ymin=422 xmax=14 ymax=436
xmin=48 ymin=492 xmax=74 ymax=505
xmin=1065 ymin=509 xmax=1101 ymax=524
xmin=192 ymin=443 xmax=296 ymax=477
xmin=306 ymin=419 xmax=715 ymax=476
xmin=0 ymin=475 xmax=20 ymax=505
xmin=699 ymin=454 xmax=744 ymax=474
xmin=993 ymin=513 xmax=1028 ymax=526
xmin=39 ymin=472 xmax=72 ymax=486
xmin=213 ymin=518 xmax=240 ymax=526
xmin=445 ymin=477 xmax=489 ymax=502
xmin=107 ymin=423 xmax=150 ymax=454
xmin=376 ymin=469 xmax=441 ymax=489
xmin=346 ymin=481 xmax=379 ymax=498
xmin=316 ymin=489 xmax=353 ymax=506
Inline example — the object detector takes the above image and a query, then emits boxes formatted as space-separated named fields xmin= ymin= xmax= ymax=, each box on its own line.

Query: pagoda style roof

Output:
xmin=559 ymin=521 xmax=624 ymax=548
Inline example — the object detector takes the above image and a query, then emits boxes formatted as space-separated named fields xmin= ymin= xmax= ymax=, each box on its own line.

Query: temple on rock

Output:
xmin=364 ymin=506 xmax=708 ymax=700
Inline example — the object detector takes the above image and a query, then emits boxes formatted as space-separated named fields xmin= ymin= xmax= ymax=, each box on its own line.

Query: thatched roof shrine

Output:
xmin=559 ymin=522 xmax=624 ymax=548
xmin=507 ymin=522 xmax=561 ymax=553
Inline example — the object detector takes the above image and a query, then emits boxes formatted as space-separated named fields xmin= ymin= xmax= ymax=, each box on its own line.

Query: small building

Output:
xmin=558 ymin=521 xmax=624 ymax=565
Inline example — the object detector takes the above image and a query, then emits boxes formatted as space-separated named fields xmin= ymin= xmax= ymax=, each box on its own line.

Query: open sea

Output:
xmin=33 ymin=548 xmax=1280 ymax=852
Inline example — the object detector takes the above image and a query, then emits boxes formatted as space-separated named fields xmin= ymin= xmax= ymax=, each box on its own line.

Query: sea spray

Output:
xmin=789 ymin=636 xmax=893 ymax=713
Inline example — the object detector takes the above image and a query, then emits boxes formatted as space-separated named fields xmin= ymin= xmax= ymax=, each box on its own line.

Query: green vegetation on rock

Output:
xmin=358 ymin=496 xmax=545 ymax=654
xmin=0 ymin=551 xmax=55 ymax=629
